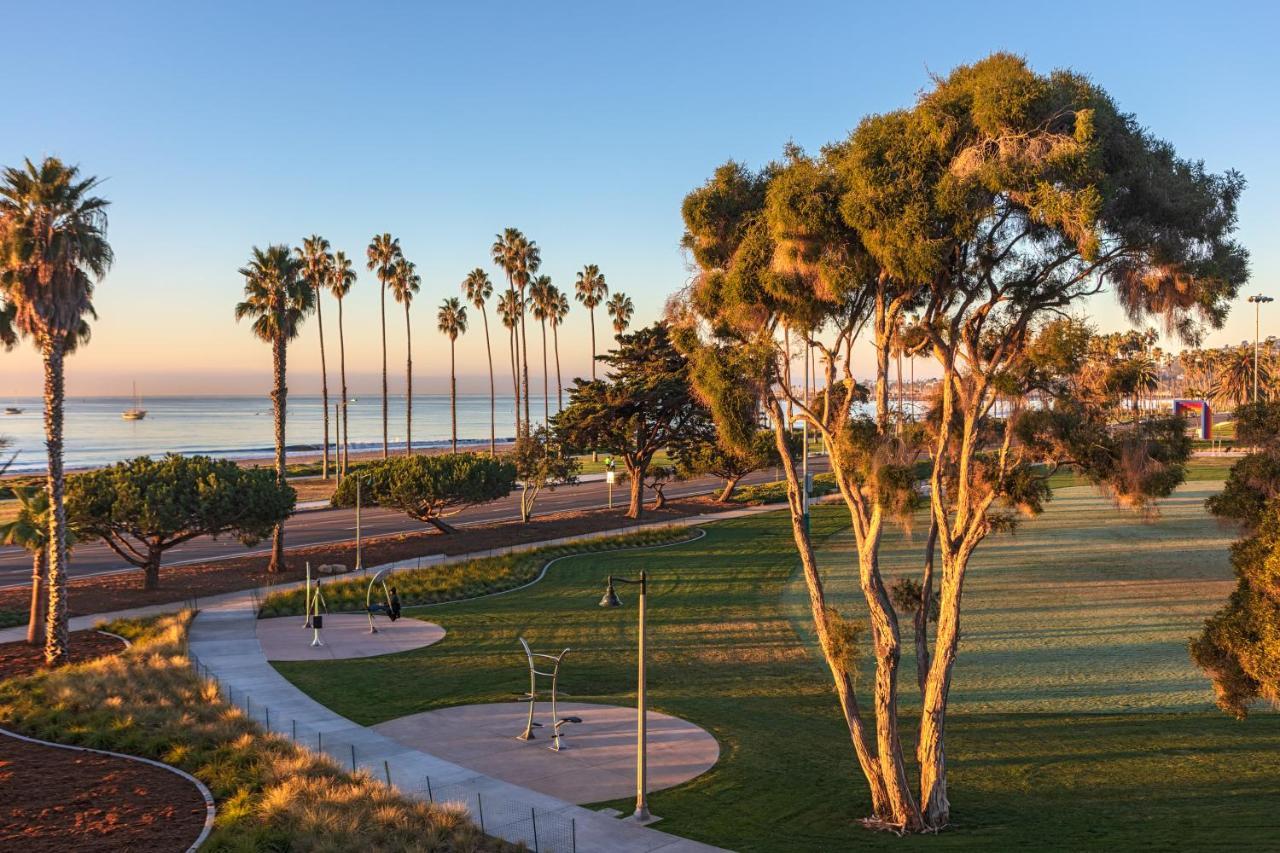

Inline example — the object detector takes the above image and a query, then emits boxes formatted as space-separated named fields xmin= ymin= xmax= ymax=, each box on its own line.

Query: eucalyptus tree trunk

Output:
xmin=553 ymin=323 xmax=563 ymax=413
xmin=766 ymin=399 xmax=890 ymax=818
xmin=316 ymin=286 xmax=330 ymax=479
xmin=914 ymin=519 xmax=939 ymax=693
xmin=405 ymin=303 xmax=413 ymax=455
xmin=337 ymin=297 xmax=349 ymax=475
xmin=716 ymin=475 xmax=741 ymax=503
xmin=26 ymin=547 xmax=47 ymax=646
xmin=380 ymin=278 xmax=389 ymax=459
xmin=482 ymin=304 xmax=495 ymax=455
xmin=270 ymin=325 xmax=288 ymax=574
xmin=42 ymin=343 xmax=70 ymax=666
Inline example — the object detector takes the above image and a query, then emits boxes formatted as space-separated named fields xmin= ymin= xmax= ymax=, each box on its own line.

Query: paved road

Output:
xmin=0 ymin=458 xmax=829 ymax=587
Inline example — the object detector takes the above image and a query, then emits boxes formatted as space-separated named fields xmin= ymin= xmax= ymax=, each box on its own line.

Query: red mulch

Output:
xmin=0 ymin=497 xmax=722 ymax=619
xmin=0 ymin=630 xmax=127 ymax=682
xmin=0 ymin=732 xmax=207 ymax=852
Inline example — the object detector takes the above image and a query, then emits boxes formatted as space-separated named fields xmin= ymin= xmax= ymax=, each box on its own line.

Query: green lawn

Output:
xmin=274 ymin=480 xmax=1280 ymax=851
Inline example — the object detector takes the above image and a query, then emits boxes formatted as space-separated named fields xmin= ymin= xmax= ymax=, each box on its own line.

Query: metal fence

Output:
xmin=189 ymin=655 xmax=578 ymax=852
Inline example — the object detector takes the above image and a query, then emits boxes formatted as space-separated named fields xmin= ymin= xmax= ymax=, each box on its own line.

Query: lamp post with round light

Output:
xmin=598 ymin=571 xmax=651 ymax=822
xmin=1247 ymin=294 xmax=1274 ymax=402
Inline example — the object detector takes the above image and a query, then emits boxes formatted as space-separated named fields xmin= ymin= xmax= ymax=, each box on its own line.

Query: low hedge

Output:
xmin=258 ymin=526 xmax=696 ymax=618
xmin=728 ymin=472 xmax=840 ymax=505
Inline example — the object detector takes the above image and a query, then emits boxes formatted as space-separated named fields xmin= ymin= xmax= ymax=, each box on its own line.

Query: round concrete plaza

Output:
xmin=256 ymin=613 xmax=446 ymax=661
xmin=373 ymin=701 xmax=719 ymax=805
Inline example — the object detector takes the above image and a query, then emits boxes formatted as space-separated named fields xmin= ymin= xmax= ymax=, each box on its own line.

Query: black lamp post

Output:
xmin=598 ymin=570 xmax=650 ymax=822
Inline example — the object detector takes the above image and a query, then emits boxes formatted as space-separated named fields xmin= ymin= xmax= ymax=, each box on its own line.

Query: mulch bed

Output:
xmin=0 ymin=630 xmax=127 ymax=682
xmin=0 ymin=732 xmax=207 ymax=853
xmin=0 ymin=498 xmax=723 ymax=619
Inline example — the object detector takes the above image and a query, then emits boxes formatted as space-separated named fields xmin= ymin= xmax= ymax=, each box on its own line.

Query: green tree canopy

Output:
xmin=510 ymin=426 xmax=580 ymax=522
xmin=66 ymin=454 xmax=295 ymax=590
xmin=331 ymin=453 xmax=516 ymax=534
xmin=554 ymin=322 xmax=704 ymax=518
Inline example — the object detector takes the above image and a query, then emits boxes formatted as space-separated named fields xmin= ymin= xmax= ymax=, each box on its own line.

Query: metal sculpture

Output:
xmin=516 ymin=636 xmax=581 ymax=751
xmin=365 ymin=567 xmax=400 ymax=634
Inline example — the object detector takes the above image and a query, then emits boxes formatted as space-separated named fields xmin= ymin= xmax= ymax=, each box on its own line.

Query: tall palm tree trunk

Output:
xmin=26 ymin=548 xmax=47 ymax=646
xmin=380 ymin=279 xmax=388 ymax=459
xmin=482 ymin=307 xmax=495 ymax=455
xmin=42 ymin=343 xmax=70 ymax=666
xmin=450 ymin=339 xmax=458 ymax=452
xmin=270 ymin=326 xmax=288 ymax=574
xmin=553 ymin=323 xmax=563 ymax=412
xmin=405 ymin=303 xmax=413 ymax=455
xmin=316 ymin=290 xmax=329 ymax=479
xmin=589 ymin=308 xmax=597 ymax=381
xmin=520 ymin=293 xmax=531 ymax=431
xmin=338 ymin=298 xmax=349 ymax=475
xmin=540 ymin=318 xmax=549 ymax=425
xmin=508 ymin=317 xmax=519 ymax=437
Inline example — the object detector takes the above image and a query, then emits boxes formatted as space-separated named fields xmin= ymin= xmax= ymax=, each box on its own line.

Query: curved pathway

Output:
xmin=187 ymin=508 xmax=782 ymax=852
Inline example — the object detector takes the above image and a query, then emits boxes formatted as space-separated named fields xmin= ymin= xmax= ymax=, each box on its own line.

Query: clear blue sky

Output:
xmin=2 ymin=0 xmax=1276 ymax=396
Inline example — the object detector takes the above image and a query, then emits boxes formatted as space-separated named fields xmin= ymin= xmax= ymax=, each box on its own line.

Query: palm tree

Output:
xmin=366 ymin=233 xmax=402 ymax=458
xmin=462 ymin=268 xmax=496 ymax=455
xmin=574 ymin=265 xmax=608 ymax=380
xmin=0 ymin=487 xmax=63 ymax=646
xmin=328 ymin=251 xmax=357 ymax=476
xmin=512 ymin=235 xmax=540 ymax=429
xmin=529 ymin=275 xmax=555 ymax=424
xmin=497 ymin=289 xmax=520 ymax=437
xmin=296 ymin=236 xmax=333 ymax=478
xmin=491 ymin=229 xmax=522 ymax=434
xmin=606 ymin=291 xmax=634 ymax=339
xmin=0 ymin=157 xmax=111 ymax=666
xmin=550 ymin=288 xmax=570 ymax=412
xmin=1213 ymin=345 xmax=1265 ymax=411
xmin=391 ymin=257 xmax=421 ymax=454
xmin=437 ymin=297 xmax=468 ymax=452
xmin=235 ymin=244 xmax=313 ymax=574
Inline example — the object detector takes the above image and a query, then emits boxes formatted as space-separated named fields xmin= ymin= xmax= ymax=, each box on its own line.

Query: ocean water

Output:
xmin=0 ymin=394 xmax=526 ymax=473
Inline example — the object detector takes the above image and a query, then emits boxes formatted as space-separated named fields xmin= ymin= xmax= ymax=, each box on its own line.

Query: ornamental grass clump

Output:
xmin=0 ymin=612 xmax=512 ymax=852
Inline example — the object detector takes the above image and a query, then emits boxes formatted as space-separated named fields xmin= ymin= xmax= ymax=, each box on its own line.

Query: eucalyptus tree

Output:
xmin=391 ymin=256 xmax=421 ymax=454
xmin=328 ymin=251 xmax=357 ymax=474
xmin=437 ymin=297 xmax=468 ymax=452
xmin=529 ymin=274 xmax=555 ymax=424
xmin=676 ymin=54 xmax=1247 ymax=833
xmin=367 ymin=233 xmax=402 ymax=457
xmin=606 ymin=291 xmax=633 ymax=339
xmin=296 ymin=235 xmax=334 ymax=477
xmin=0 ymin=299 xmax=15 ymax=349
xmin=550 ymin=287 xmax=570 ymax=412
xmin=0 ymin=157 xmax=112 ymax=666
xmin=462 ymin=267 xmax=497 ymax=454
xmin=496 ymin=288 xmax=521 ymax=436
xmin=235 ymin=244 xmax=314 ymax=573
xmin=574 ymin=264 xmax=608 ymax=379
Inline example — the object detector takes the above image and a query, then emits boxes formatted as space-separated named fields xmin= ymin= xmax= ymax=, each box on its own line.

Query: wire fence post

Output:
xmin=264 ymin=706 xmax=270 ymax=729
xmin=291 ymin=719 xmax=296 ymax=741
xmin=317 ymin=730 xmax=322 ymax=752
xmin=426 ymin=776 xmax=434 ymax=802
xmin=477 ymin=792 xmax=485 ymax=832
xmin=383 ymin=760 xmax=391 ymax=786
xmin=572 ymin=817 xmax=577 ymax=853
xmin=531 ymin=807 xmax=539 ymax=852
xmin=350 ymin=743 xmax=357 ymax=771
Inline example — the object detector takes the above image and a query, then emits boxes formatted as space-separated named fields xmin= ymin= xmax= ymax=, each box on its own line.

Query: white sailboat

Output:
xmin=122 ymin=383 xmax=147 ymax=420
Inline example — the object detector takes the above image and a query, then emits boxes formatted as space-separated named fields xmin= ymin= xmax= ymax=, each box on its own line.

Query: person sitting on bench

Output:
xmin=389 ymin=586 xmax=402 ymax=621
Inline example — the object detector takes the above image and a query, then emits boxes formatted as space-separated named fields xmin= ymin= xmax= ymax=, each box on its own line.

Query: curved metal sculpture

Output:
xmin=365 ymin=567 xmax=396 ymax=634
xmin=517 ymin=636 xmax=580 ymax=751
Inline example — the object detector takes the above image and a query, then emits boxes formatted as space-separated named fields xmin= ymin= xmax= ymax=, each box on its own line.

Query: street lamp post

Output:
xmin=1248 ymin=294 xmax=1274 ymax=403
xmin=598 ymin=571 xmax=651 ymax=822
xmin=355 ymin=476 xmax=364 ymax=572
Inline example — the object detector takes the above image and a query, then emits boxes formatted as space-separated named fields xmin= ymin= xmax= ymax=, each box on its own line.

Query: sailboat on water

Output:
xmin=122 ymin=383 xmax=147 ymax=421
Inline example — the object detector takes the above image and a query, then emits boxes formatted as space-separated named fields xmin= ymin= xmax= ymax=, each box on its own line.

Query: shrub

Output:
xmin=259 ymin=526 xmax=695 ymax=618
